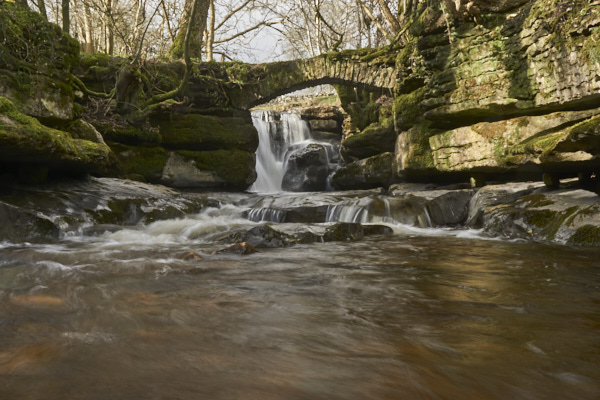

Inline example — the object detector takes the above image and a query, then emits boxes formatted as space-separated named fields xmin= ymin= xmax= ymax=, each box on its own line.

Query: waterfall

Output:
xmin=249 ymin=110 xmax=313 ymax=193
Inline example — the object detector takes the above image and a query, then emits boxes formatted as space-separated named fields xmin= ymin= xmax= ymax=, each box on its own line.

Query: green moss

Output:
xmin=79 ymin=53 xmax=112 ymax=69
xmin=176 ymin=149 xmax=255 ymax=188
xmin=109 ymin=143 xmax=167 ymax=182
xmin=520 ymin=194 xmax=555 ymax=208
xmin=158 ymin=114 xmax=258 ymax=152
xmin=568 ymin=225 xmax=600 ymax=246
xmin=0 ymin=3 xmax=80 ymax=79
xmin=523 ymin=206 xmax=579 ymax=240
xmin=394 ymin=87 xmax=427 ymax=128
xmin=94 ymin=122 xmax=161 ymax=145
xmin=0 ymin=96 xmax=114 ymax=174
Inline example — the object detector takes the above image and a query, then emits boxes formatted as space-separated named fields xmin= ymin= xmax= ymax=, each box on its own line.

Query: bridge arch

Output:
xmin=223 ymin=54 xmax=397 ymax=110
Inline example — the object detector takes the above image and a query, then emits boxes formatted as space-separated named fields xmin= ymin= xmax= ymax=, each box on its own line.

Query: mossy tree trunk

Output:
xmin=169 ymin=0 xmax=208 ymax=59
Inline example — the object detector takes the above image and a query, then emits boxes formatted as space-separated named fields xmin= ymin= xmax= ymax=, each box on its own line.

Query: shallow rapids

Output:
xmin=1 ymin=188 xmax=599 ymax=399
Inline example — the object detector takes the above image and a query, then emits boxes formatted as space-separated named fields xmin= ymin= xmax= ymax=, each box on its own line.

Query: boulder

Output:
xmin=0 ymin=4 xmax=79 ymax=123
xmin=323 ymin=223 xmax=364 ymax=242
xmin=425 ymin=190 xmax=474 ymax=226
xmin=466 ymin=182 xmax=546 ymax=227
xmin=331 ymin=152 xmax=394 ymax=190
xmin=341 ymin=121 xmax=396 ymax=161
xmin=480 ymin=188 xmax=600 ymax=245
xmin=214 ymin=242 xmax=259 ymax=255
xmin=0 ymin=201 xmax=59 ymax=243
xmin=228 ymin=225 xmax=291 ymax=248
xmin=308 ymin=119 xmax=339 ymax=133
xmin=282 ymin=144 xmax=329 ymax=192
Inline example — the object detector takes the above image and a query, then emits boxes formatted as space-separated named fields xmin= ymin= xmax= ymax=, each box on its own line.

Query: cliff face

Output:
xmin=391 ymin=0 xmax=600 ymax=189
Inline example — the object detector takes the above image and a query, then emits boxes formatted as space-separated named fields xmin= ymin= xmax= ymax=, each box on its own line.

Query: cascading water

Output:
xmin=249 ymin=110 xmax=313 ymax=192
xmin=249 ymin=110 xmax=338 ymax=193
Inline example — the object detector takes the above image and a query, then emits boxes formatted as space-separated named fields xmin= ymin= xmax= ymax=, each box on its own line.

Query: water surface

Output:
xmin=1 ymin=198 xmax=598 ymax=399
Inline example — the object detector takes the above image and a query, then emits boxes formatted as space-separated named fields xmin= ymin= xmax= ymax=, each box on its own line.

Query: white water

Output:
xmin=249 ymin=111 xmax=313 ymax=193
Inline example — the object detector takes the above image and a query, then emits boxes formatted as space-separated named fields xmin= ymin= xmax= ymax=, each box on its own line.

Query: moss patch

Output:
xmin=394 ymin=87 xmax=427 ymax=129
xmin=159 ymin=114 xmax=258 ymax=152
xmin=94 ymin=122 xmax=161 ymax=145
xmin=568 ymin=225 xmax=600 ymax=246
xmin=0 ymin=96 xmax=115 ymax=175
xmin=109 ymin=143 xmax=167 ymax=182
xmin=176 ymin=149 xmax=255 ymax=188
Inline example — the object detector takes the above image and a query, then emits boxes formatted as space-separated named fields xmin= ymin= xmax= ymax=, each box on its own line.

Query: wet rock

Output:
xmin=160 ymin=150 xmax=256 ymax=190
xmin=82 ymin=224 xmax=129 ymax=236
xmin=214 ymin=242 xmax=259 ymax=255
xmin=363 ymin=225 xmax=394 ymax=236
xmin=331 ymin=152 xmax=394 ymax=190
xmin=0 ymin=97 xmax=118 ymax=177
xmin=425 ymin=190 xmax=474 ymax=226
xmin=229 ymin=225 xmax=291 ymax=248
xmin=0 ymin=201 xmax=59 ymax=242
xmin=308 ymin=119 xmax=339 ymax=132
xmin=285 ymin=206 xmax=330 ymax=223
xmin=466 ymin=182 xmax=546 ymax=228
xmin=323 ymin=223 xmax=364 ymax=242
xmin=181 ymin=251 xmax=202 ymax=261
xmin=157 ymin=114 xmax=258 ymax=153
xmin=0 ymin=177 xmax=213 ymax=239
xmin=479 ymin=187 xmax=600 ymax=245
xmin=291 ymin=231 xmax=321 ymax=244
xmin=341 ymin=121 xmax=396 ymax=161
xmin=67 ymin=119 xmax=106 ymax=144
xmin=282 ymin=144 xmax=329 ymax=192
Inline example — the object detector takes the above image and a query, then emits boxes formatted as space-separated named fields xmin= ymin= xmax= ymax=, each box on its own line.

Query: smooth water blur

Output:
xmin=0 ymin=192 xmax=599 ymax=399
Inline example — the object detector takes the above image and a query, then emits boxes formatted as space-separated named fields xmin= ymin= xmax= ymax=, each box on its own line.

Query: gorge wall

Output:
xmin=334 ymin=0 xmax=600 ymax=192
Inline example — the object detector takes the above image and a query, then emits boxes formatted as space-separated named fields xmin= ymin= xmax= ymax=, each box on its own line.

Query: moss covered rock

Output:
xmin=159 ymin=149 xmax=256 ymax=190
xmin=0 ymin=3 xmax=79 ymax=121
xmin=0 ymin=97 xmax=118 ymax=178
xmin=331 ymin=152 xmax=394 ymax=190
xmin=109 ymin=143 xmax=168 ymax=183
xmin=158 ymin=113 xmax=258 ymax=152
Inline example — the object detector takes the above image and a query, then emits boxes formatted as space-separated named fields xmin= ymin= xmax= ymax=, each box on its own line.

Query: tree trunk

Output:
xmin=37 ymin=0 xmax=48 ymax=20
xmin=62 ymin=0 xmax=70 ymax=33
xmin=82 ymin=4 xmax=94 ymax=53
xmin=169 ymin=0 xmax=210 ymax=59
xmin=106 ymin=0 xmax=114 ymax=55
xmin=376 ymin=0 xmax=401 ymax=35
xmin=206 ymin=0 xmax=215 ymax=61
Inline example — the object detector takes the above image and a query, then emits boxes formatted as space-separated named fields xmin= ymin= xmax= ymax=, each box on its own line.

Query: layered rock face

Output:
xmin=393 ymin=0 xmax=600 ymax=189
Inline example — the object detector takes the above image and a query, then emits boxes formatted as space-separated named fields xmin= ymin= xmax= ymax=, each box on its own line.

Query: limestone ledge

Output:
xmin=0 ymin=97 xmax=116 ymax=179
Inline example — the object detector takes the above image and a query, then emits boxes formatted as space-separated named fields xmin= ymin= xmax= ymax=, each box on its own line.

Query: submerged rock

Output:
xmin=214 ymin=242 xmax=259 ymax=255
xmin=323 ymin=223 xmax=364 ymax=242
xmin=227 ymin=225 xmax=291 ymax=248
xmin=181 ymin=251 xmax=203 ymax=261
xmin=0 ymin=201 xmax=60 ymax=243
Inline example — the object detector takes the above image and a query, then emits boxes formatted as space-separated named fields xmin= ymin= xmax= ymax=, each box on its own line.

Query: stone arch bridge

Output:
xmin=212 ymin=53 xmax=397 ymax=110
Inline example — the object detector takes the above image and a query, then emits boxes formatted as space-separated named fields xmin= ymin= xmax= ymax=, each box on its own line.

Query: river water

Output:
xmin=1 ymin=188 xmax=599 ymax=399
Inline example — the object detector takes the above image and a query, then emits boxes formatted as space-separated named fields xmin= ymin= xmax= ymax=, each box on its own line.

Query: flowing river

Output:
xmin=1 ymin=185 xmax=599 ymax=399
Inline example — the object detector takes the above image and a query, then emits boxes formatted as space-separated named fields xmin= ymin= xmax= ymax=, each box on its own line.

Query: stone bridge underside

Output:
xmin=222 ymin=54 xmax=397 ymax=110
